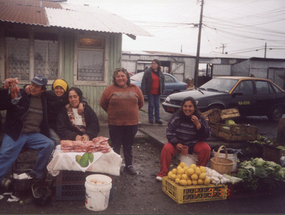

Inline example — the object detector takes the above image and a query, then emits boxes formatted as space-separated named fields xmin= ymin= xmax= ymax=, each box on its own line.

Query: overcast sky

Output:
xmin=68 ymin=0 xmax=285 ymax=59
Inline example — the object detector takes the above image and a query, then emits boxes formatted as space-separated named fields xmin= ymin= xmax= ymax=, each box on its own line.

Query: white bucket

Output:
xmin=177 ymin=153 xmax=198 ymax=167
xmin=85 ymin=174 xmax=112 ymax=211
xmin=212 ymin=150 xmax=238 ymax=172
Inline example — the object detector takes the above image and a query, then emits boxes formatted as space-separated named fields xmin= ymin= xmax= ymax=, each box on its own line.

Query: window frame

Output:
xmin=74 ymin=33 xmax=109 ymax=86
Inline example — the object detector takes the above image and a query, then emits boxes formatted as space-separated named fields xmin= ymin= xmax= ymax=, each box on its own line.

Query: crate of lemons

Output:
xmin=167 ymin=162 xmax=210 ymax=186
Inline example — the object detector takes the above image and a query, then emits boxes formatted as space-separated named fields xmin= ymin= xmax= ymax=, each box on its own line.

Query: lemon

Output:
xmin=204 ymin=177 xmax=210 ymax=185
xmin=177 ymin=168 xmax=185 ymax=175
xmin=187 ymin=179 xmax=192 ymax=186
xmin=171 ymin=174 xmax=177 ymax=181
xmin=172 ymin=168 xmax=177 ymax=174
xmin=191 ymin=173 xmax=198 ymax=180
xmin=195 ymin=167 xmax=201 ymax=175
xmin=177 ymin=174 xmax=182 ymax=179
xmin=181 ymin=174 xmax=188 ymax=180
xmin=175 ymin=178 xmax=180 ymax=184
xmin=183 ymin=166 xmax=188 ymax=171
xmin=168 ymin=171 xmax=173 ymax=178
xmin=179 ymin=179 xmax=187 ymax=186
xmin=198 ymin=179 xmax=204 ymax=185
xmin=190 ymin=164 xmax=196 ymax=169
xmin=199 ymin=173 xmax=206 ymax=180
xmin=192 ymin=180 xmax=198 ymax=185
xmin=186 ymin=168 xmax=194 ymax=176
xmin=179 ymin=162 xmax=186 ymax=168
xmin=177 ymin=166 xmax=182 ymax=170
xmin=200 ymin=166 xmax=206 ymax=173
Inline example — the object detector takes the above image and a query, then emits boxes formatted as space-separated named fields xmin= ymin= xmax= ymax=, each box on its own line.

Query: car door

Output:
xmin=252 ymin=80 xmax=276 ymax=115
xmin=230 ymin=80 xmax=256 ymax=116
xmin=164 ymin=74 xmax=176 ymax=95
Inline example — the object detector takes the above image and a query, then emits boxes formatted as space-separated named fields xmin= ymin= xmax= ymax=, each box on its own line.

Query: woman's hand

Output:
xmin=78 ymin=103 xmax=84 ymax=115
xmin=191 ymin=115 xmax=201 ymax=130
xmin=82 ymin=134 xmax=90 ymax=141
xmin=75 ymin=135 xmax=82 ymax=141
xmin=176 ymin=143 xmax=183 ymax=151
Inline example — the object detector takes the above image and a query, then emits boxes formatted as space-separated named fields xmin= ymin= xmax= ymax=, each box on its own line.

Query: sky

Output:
xmin=68 ymin=0 xmax=285 ymax=59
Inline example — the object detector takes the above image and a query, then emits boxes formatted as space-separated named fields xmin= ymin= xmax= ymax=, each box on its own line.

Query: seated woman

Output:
xmin=57 ymin=87 xmax=99 ymax=141
xmin=156 ymin=96 xmax=212 ymax=182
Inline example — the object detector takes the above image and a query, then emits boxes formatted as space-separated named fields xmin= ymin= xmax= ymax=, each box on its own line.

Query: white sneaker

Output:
xmin=156 ymin=176 xmax=163 ymax=182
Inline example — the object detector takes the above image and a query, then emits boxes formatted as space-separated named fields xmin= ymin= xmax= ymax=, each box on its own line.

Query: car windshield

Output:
xmin=199 ymin=78 xmax=238 ymax=93
xmin=130 ymin=72 xmax=144 ymax=81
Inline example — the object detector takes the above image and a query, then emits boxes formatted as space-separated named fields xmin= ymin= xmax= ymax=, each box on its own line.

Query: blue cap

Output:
xmin=31 ymin=74 xmax=48 ymax=86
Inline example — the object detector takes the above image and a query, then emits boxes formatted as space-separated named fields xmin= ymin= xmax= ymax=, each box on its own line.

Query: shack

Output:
xmin=0 ymin=0 xmax=151 ymax=120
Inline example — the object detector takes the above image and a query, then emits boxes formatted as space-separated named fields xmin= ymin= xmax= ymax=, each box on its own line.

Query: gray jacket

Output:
xmin=141 ymin=69 xmax=165 ymax=95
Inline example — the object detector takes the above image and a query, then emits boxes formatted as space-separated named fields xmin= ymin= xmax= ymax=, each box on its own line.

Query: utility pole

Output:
xmin=264 ymin=42 xmax=267 ymax=58
xmin=194 ymin=0 xmax=204 ymax=88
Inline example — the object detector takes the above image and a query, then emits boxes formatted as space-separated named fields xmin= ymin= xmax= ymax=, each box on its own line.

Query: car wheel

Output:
xmin=268 ymin=106 xmax=283 ymax=122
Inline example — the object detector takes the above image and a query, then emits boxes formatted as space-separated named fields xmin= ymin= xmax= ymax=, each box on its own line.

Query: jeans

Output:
xmin=108 ymin=125 xmax=138 ymax=167
xmin=0 ymin=133 xmax=54 ymax=183
xmin=147 ymin=94 xmax=161 ymax=122
xmin=49 ymin=128 xmax=61 ymax=146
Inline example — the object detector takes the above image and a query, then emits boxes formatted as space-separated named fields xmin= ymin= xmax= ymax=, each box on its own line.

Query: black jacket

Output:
xmin=45 ymin=90 xmax=69 ymax=131
xmin=141 ymin=69 xmax=165 ymax=95
xmin=56 ymin=105 xmax=100 ymax=140
xmin=0 ymin=88 xmax=49 ymax=141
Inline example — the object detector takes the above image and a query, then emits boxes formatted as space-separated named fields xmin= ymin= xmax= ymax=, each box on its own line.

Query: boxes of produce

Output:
xmin=209 ymin=122 xmax=258 ymax=142
xmin=202 ymin=108 xmax=240 ymax=123
xmin=162 ymin=176 xmax=228 ymax=204
xmin=263 ymin=144 xmax=285 ymax=164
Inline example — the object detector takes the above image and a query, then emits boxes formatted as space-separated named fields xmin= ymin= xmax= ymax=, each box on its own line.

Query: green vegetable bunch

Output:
xmin=237 ymin=158 xmax=285 ymax=191
xmin=248 ymin=134 xmax=275 ymax=145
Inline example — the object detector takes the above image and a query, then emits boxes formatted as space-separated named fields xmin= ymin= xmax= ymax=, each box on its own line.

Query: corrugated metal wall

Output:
xmin=61 ymin=31 xmax=122 ymax=121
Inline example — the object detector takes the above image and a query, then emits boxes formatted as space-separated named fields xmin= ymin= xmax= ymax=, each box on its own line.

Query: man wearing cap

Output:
xmin=0 ymin=74 xmax=54 ymax=185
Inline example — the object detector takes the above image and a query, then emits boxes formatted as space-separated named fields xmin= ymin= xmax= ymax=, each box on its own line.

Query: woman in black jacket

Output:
xmin=57 ymin=87 xmax=99 ymax=141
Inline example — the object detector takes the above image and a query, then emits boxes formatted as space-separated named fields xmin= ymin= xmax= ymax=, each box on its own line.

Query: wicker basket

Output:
xmin=210 ymin=145 xmax=234 ymax=174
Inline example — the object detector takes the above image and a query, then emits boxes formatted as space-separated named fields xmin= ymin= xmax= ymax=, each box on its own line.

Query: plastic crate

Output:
xmin=162 ymin=177 xmax=228 ymax=204
xmin=56 ymin=170 xmax=93 ymax=185
xmin=56 ymin=184 xmax=85 ymax=200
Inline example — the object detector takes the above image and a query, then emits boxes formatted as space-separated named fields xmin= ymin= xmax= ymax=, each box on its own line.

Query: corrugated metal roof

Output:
xmin=0 ymin=0 xmax=152 ymax=37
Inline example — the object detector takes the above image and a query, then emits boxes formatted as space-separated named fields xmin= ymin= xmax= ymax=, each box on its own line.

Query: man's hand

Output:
xmin=4 ymin=78 xmax=18 ymax=89
xmin=82 ymin=134 xmax=89 ymax=141
xmin=25 ymin=85 xmax=32 ymax=95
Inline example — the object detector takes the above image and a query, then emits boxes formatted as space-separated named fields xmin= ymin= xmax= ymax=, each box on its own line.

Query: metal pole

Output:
xmin=264 ymin=42 xmax=267 ymax=58
xmin=194 ymin=0 xmax=204 ymax=88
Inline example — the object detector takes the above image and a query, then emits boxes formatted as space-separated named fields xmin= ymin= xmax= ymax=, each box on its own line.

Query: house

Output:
xmin=0 ymin=0 xmax=151 ymax=120
xmin=232 ymin=57 xmax=285 ymax=89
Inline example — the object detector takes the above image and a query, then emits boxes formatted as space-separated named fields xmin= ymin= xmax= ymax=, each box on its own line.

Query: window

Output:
xmin=256 ymin=81 xmax=270 ymax=94
xmin=74 ymin=34 xmax=107 ymax=85
xmin=5 ymin=30 xmax=58 ymax=83
xmin=165 ymin=75 xmax=175 ymax=83
xmin=235 ymin=80 xmax=253 ymax=95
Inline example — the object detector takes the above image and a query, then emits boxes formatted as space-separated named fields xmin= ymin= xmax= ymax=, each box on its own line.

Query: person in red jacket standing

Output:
xmin=141 ymin=59 xmax=165 ymax=124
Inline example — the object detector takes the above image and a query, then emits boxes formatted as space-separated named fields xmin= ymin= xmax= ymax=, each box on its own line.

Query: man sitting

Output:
xmin=0 ymin=75 xmax=54 ymax=186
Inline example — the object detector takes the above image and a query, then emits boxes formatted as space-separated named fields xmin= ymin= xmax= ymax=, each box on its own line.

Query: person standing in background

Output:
xmin=100 ymin=68 xmax=144 ymax=175
xmin=141 ymin=59 xmax=165 ymax=124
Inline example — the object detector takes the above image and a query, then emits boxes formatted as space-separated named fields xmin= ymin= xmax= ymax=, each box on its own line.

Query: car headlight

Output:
xmin=165 ymin=97 xmax=170 ymax=103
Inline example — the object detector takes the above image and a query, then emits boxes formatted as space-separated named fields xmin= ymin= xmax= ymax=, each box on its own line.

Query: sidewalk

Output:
xmin=98 ymin=110 xmax=247 ymax=150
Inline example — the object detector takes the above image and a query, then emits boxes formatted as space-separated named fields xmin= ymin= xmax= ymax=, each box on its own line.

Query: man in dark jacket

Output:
xmin=0 ymin=75 xmax=54 ymax=185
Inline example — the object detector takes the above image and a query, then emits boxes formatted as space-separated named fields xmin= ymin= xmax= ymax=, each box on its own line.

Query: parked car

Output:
xmin=130 ymin=72 xmax=188 ymax=96
xmin=162 ymin=76 xmax=285 ymax=121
